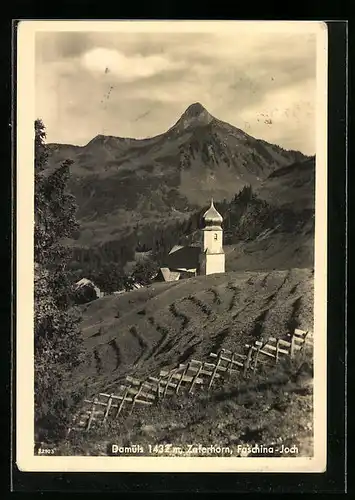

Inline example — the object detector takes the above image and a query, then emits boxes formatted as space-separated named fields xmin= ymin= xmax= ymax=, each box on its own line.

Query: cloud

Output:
xmin=80 ymin=47 xmax=185 ymax=81
xmin=35 ymin=28 xmax=318 ymax=154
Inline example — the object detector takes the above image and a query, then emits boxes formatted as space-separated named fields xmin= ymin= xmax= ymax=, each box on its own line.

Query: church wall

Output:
xmin=205 ymin=253 xmax=225 ymax=275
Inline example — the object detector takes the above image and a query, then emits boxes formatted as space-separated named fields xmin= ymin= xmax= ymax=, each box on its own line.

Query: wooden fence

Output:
xmin=212 ymin=328 xmax=313 ymax=374
xmin=70 ymin=382 xmax=155 ymax=432
xmin=70 ymin=328 xmax=313 ymax=433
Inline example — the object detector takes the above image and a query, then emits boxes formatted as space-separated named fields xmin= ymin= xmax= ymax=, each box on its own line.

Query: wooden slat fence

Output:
xmin=70 ymin=328 xmax=313 ymax=433
xmin=68 ymin=381 xmax=155 ymax=433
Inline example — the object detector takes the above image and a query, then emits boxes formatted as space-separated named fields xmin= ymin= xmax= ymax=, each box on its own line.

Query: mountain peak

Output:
xmin=183 ymin=102 xmax=208 ymax=117
xmin=169 ymin=102 xmax=213 ymax=134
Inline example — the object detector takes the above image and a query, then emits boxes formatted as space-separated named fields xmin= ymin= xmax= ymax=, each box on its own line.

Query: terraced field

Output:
xmin=74 ymin=268 xmax=314 ymax=397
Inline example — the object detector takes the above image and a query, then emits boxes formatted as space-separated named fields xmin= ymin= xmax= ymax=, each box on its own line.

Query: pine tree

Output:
xmin=34 ymin=119 xmax=85 ymax=443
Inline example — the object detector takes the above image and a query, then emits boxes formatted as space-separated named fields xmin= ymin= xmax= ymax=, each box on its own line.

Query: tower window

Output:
xmin=214 ymin=233 xmax=218 ymax=240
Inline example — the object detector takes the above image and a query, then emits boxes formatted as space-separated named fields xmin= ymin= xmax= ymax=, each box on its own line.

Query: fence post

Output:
xmin=189 ymin=363 xmax=203 ymax=394
xmin=209 ymin=353 xmax=221 ymax=389
xmin=130 ymin=383 xmax=143 ymax=414
xmin=253 ymin=345 xmax=261 ymax=372
xmin=301 ymin=330 xmax=309 ymax=355
xmin=86 ymin=397 xmax=98 ymax=431
xmin=163 ymin=372 xmax=174 ymax=399
xmin=103 ymin=394 xmax=114 ymax=424
xmin=176 ymin=363 xmax=189 ymax=395
xmin=229 ymin=353 xmax=234 ymax=375
xmin=275 ymin=339 xmax=280 ymax=364
xmin=290 ymin=334 xmax=296 ymax=359
xmin=116 ymin=387 xmax=130 ymax=418
xmin=156 ymin=378 xmax=162 ymax=400
xmin=243 ymin=346 xmax=253 ymax=376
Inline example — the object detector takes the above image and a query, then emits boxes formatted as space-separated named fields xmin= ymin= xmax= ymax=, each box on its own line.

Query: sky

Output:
xmin=35 ymin=25 xmax=318 ymax=155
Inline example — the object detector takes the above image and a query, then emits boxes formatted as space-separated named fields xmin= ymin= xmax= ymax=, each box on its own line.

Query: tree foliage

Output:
xmin=131 ymin=258 xmax=159 ymax=285
xmin=86 ymin=262 xmax=128 ymax=294
xmin=34 ymin=119 xmax=84 ymax=442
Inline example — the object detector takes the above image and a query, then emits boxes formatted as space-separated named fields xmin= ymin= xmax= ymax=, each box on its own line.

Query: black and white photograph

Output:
xmin=16 ymin=20 xmax=328 ymax=472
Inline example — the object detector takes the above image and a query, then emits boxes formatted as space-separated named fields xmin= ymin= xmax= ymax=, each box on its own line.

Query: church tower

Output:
xmin=199 ymin=199 xmax=225 ymax=275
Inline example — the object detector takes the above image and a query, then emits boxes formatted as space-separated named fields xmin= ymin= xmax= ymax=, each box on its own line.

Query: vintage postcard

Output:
xmin=16 ymin=20 xmax=328 ymax=473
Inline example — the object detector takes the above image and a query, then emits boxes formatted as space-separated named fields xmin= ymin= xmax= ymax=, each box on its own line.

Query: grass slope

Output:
xmin=73 ymin=268 xmax=313 ymax=397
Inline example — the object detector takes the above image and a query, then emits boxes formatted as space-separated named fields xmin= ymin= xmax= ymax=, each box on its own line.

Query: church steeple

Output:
xmin=203 ymin=198 xmax=223 ymax=227
xmin=199 ymin=197 xmax=225 ymax=276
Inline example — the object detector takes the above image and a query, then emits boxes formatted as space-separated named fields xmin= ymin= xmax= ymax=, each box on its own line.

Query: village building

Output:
xmin=74 ymin=278 xmax=104 ymax=303
xmin=158 ymin=199 xmax=225 ymax=281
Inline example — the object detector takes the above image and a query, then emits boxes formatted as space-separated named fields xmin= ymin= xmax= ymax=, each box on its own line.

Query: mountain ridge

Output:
xmin=48 ymin=102 xmax=307 ymax=161
xmin=47 ymin=103 xmax=311 ymax=247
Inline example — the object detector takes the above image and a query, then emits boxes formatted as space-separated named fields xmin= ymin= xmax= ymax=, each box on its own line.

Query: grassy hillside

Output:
xmin=257 ymin=156 xmax=315 ymax=210
xmin=72 ymin=268 xmax=313 ymax=398
xmin=224 ymin=233 xmax=314 ymax=272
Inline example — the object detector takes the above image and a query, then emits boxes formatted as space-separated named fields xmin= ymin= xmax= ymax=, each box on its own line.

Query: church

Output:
xmin=156 ymin=199 xmax=225 ymax=282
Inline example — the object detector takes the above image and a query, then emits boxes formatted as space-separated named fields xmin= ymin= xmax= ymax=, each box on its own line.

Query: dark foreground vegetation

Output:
xmin=52 ymin=353 xmax=313 ymax=457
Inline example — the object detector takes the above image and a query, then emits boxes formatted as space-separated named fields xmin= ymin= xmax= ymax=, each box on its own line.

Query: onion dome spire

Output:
xmin=203 ymin=198 xmax=223 ymax=226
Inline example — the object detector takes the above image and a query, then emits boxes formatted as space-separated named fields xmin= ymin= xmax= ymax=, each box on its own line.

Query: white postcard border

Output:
xmin=16 ymin=20 xmax=328 ymax=473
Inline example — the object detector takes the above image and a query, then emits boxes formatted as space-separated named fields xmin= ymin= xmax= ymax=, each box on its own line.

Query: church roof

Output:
xmin=165 ymin=245 xmax=201 ymax=271
xmin=169 ymin=245 xmax=184 ymax=255
xmin=203 ymin=198 xmax=223 ymax=225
